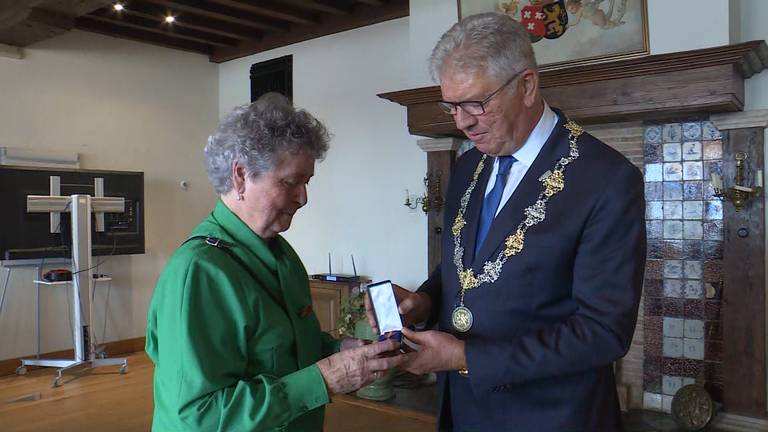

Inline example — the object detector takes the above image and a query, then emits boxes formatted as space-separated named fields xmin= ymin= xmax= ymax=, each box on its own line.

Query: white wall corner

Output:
xmin=0 ymin=43 xmax=23 ymax=60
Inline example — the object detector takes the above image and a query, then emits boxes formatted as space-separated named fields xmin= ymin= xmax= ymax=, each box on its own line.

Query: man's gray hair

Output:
xmin=204 ymin=92 xmax=330 ymax=194
xmin=429 ymin=12 xmax=537 ymax=84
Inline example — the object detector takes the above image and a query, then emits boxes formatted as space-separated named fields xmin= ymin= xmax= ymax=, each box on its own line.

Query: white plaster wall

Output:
xmin=0 ymin=31 xmax=218 ymax=359
xmin=219 ymin=18 xmax=428 ymax=290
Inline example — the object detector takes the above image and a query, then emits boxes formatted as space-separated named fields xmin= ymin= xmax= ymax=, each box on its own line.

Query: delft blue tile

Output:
xmin=647 ymin=220 xmax=663 ymax=239
xmin=703 ymin=160 xmax=723 ymax=179
xmin=682 ymin=377 xmax=697 ymax=387
xmin=645 ymin=143 xmax=663 ymax=163
xmin=705 ymin=200 xmax=723 ymax=220
xmin=648 ymin=240 xmax=665 ymax=259
xmin=682 ymin=240 xmax=703 ymax=260
xmin=664 ymin=260 xmax=683 ymax=279
xmin=646 ymin=182 xmax=663 ymax=200
xmin=682 ymin=141 xmax=702 ymax=161
xmin=664 ymin=298 xmax=686 ymax=318
xmin=684 ymin=261 xmax=703 ymax=279
xmin=663 ymin=317 xmax=684 ymax=337
xmin=683 ymin=181 xmax=704 ymax=200
xmin=663 ymin=395 xmax=674 ymax=413
xmin=702 ymin=121 xmax=722 ymax=140
xmin=683 ymin=201 xmax=703 ymax=220
xmin=663 ymin=123 xmax=682 ymax=143
xmin=703 ymin=241 xmax=723 ymax=260
xmin=643 ymin=392 xmax=663 ymax=411
xmin=664 ymin=221 xmax=683 ymax=239
xmin=646 ymin=259 xmax=663 ymax=279
xmin=703 ymin=140 xmax=723 ymax=160
xmin=684 ymin=319 xmax=705 ymax=339
xmin=703 ymin=181 xmax=717 ymax=200
xmin=663 ymin=143 xmax=682 ymax=161
xmin=663 ymin=337 xmax=684 ymax=358
xmin=664 ymin=182 xmax=683 ymax=200
xmin=662 ymin=240 xmax=683 ymax=259
xmin=645 ymin=125 xmax=663 ymax=144
xmin=683 ymin=338 xmax=705 ymax=360
xmin=662 ymin=375 xmax=683 ymax=395
xmin=664 ymin=279 xmax=684 ymax=297
xmin=703 ymin=261 xmax=723 ymax=283
xmin=682 ymin=122 xmax=702 ymax=141
xmin=684 ymin=299 xmax=705 ymax=319
xmin=683 ymin=221 xmax=703 ymax=239
xmin=683 ymin=161 xmax=703 ymax=180
xmin=664 ymin=201 xmax=683 ymax=219
xmin=684 ymin=280 xmax=704 ymax=299
xmin=664 ymin=163 xmax=683 ymax=181
xmin=646 ymin=201 xmax=663 ymax=219
xmin=703 ymin=221 xmax=723 ymax=241
xmin=645 ymin=163 xmax=663 ymax=182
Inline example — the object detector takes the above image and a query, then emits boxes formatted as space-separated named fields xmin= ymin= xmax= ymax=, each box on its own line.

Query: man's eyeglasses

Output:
xmin=437 ymin=69 xmax=525 ymax=116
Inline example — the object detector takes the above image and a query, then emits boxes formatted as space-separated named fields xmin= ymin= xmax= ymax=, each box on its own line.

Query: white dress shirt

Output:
xmin=483 ymin=103 xmax=558 ymax=217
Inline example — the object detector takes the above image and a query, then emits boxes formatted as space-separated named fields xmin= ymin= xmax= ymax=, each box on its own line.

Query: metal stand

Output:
xmin=16 ymin=178 xmax=128 ymax=387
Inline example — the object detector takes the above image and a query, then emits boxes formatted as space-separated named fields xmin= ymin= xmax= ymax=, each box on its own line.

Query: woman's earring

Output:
xmin=235 ymin=193 xmax=243 ymax=201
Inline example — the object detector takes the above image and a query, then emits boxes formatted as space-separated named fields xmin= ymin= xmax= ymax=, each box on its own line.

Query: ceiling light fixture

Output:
xmin=164 ymin=15 xmax=175 ymax=23
xmin=113 ymin=3 xmax=124 ymax=11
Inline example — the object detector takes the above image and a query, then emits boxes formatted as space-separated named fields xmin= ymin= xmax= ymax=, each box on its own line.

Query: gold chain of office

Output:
xmin=452 ymin=120 xmax=584 ymax=298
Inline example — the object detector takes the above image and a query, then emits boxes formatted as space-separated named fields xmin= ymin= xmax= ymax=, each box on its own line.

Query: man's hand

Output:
xmin=399 ymin=328 xmax=466 ymax=375
xmin=339 ymin=337 xmax=367 ymax=351
xmin=316 ymin=339 xmax=403 ymax=395
xmin=364 ymin=284 xmax=432 ymax=335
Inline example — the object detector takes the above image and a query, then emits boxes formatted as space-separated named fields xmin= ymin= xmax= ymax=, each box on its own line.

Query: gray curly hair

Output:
xmin=429 ymin=12 xmax=537 ymax=84
xmin=204 ymin=92 xmax=330 ymax=194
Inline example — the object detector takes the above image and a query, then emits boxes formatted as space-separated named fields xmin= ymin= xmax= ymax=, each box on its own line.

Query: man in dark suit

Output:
xmin=369 ymin=12 xmax=646 ymax=432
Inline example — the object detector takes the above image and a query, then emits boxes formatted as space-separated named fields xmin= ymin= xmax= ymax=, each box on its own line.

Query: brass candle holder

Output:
xmin=404 ymin=171 xmax=443 ymax=214
xmin=710 ymin=152 xmax=763 ymax=212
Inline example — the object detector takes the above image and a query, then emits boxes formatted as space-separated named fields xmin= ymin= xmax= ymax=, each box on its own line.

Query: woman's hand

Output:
xmin=316 ymin=339 xmax=403 ymax=395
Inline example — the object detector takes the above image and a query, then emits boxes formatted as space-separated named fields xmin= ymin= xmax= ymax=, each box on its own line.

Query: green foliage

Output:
xmin=336 ymin=290 xmax=366 ymax=338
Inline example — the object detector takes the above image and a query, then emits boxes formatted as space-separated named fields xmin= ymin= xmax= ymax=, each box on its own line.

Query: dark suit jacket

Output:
xmin=418 ymin=110 xmax=646 ymax=432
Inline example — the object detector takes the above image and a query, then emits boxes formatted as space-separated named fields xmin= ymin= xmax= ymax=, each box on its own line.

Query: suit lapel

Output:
xmin=472 ymin=111 xmax=570 ymax=268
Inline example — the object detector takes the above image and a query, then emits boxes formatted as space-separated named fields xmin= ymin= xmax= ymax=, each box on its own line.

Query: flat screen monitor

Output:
xmin=0 ymin=165 xmax=145 ymax=260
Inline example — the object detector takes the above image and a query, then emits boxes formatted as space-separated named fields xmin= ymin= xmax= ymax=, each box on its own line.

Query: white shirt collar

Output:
xmin=509 ymin=102 xmax=557 ymax=167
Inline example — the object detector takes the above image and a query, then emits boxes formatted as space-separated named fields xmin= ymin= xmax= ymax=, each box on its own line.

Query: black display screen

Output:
xmin=0 ymin=165 xmax=145 ymax=260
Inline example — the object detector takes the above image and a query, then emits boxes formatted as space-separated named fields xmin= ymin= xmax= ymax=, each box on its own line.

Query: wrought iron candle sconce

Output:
xmin=710 ymin=152 xmax=763 ymax=212
xmin=404 ymin=171 xmax=443 ymax=214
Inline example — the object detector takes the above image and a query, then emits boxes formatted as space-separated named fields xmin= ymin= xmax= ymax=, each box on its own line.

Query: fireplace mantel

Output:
xmin=378 ymin=41 xmax=768 ymax=138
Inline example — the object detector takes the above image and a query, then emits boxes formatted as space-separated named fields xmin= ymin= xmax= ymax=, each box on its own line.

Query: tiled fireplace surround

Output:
xmin=587 ymin=112 xmax=767 ymax=428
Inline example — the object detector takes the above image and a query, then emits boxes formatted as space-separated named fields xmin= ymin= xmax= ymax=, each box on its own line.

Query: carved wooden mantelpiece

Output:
xmin=378 ymin=41 xmax=768 ymax=138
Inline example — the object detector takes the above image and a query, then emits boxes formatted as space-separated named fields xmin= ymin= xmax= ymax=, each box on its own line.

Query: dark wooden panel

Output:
xmin=379 ymin=42 xmax=767 ymax=138
xmin=721 ymin=127 xmax=766 ymax=417
xmin=426 ymin=151 xmax=455 ymax=273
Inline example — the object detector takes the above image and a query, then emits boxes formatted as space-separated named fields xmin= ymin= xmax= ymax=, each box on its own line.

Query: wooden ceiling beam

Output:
xmin=75 ymin=16 xmax=212 ymax=56
xmin=143 ymin=0 xmax=287 ymax=33
xmin=119 ymin=3 xmax=260 ymax=41
xmin=207 ymin=0 xmax=318 ymax=26
xmin=211 ymin=0 xmax=407 ymax=62
xmin=87 ymin=9 xmax=238 ymax=47
xmin=281 ymin=0 xmax=350 ymax=16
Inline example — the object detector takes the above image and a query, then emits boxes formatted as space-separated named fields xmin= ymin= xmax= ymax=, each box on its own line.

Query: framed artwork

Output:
xmin=457 ymin=0 xmax=649 ymax=70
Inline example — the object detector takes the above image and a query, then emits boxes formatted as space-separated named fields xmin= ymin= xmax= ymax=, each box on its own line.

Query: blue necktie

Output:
xmin=475 ymin=156 xmax=517 ymax=258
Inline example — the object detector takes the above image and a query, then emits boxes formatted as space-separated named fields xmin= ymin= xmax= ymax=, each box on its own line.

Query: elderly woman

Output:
xmin=145 ymin=93 xmax=401 ymax=431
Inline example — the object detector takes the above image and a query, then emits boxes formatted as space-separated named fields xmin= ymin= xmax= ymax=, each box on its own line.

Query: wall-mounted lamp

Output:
xmin=710 ymin=152 xmax=763 ymax=212
xmin=404 ymin=171 xmax=443 ymax=214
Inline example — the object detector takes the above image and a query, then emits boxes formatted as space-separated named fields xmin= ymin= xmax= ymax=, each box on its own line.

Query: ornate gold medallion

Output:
xmin=671 ymin=384 xmax=714 ymax=431
xmin=452 ymin=306 xmax=473 ymax=332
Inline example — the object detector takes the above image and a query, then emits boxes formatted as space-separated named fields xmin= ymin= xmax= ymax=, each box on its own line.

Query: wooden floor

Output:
xmin=0 ymin=352 xmax=435 ymax=432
